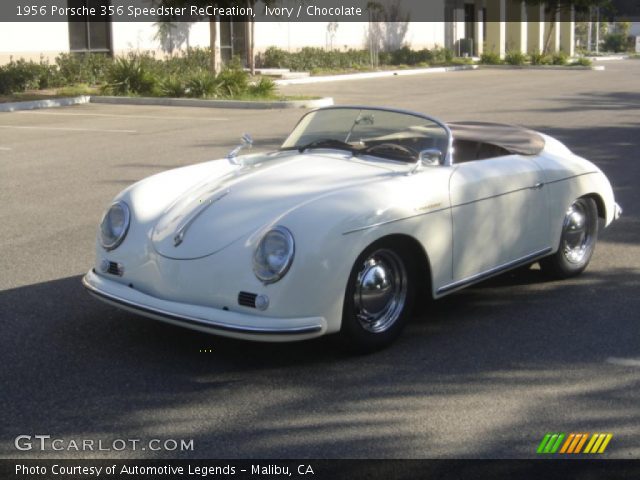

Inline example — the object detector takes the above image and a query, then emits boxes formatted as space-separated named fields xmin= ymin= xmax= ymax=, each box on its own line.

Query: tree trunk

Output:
xmin=543 ymin=11 xmax=557 ymax=54
xmin=250 ymin=18 xmax=256 ymax=75
xmin=209 ymin=16 xmax=221 ymax=75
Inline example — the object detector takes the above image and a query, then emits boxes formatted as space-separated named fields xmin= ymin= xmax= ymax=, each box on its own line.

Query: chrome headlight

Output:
xmin=100 ymin=201 xmax=130 ymax=251
xmin=253 ymin=226 xmax=295 ymax=284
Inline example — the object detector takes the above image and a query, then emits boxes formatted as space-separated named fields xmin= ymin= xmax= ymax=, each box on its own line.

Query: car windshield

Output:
xmin=281 ymin=107 xmax=450 ymax=164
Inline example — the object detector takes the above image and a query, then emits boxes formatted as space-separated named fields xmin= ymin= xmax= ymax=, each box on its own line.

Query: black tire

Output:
xmin=540 ymin=197 xmax=599 ymax=279
xmin=339 ymin=240 xmax=415 ymax=353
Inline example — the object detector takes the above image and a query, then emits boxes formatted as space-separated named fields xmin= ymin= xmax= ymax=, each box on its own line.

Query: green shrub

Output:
xmin=391 ymin=46 xmax=419 ymax=65
xmin=0 ymin=66 xmax=15 ymax=94
xmin=248 ymin=77 xmax=276 ymax=97
xmin=570 ymin=57 xmax=593 ymax=67
xmin=449 ymin=57 xmax=473 ymax=66
xmin=530 ymin=53 xmax=541 ymax=64
xmin=259 ymin=45 xmax=456 ymax=71
xmin=160 ymin=75 xmax=186 ymax=97
xmin=428 ymin=46 xmax=454 ymax=65
xmin=56 ymin=84 xmax=95 ymax=96
xmin=551 ymin=51 xmax=569 ymax=65
xmin=376 ymin=51 xmax=391 ymax=66
xmin=291 ymin=47 xmax=333 ymax=71
xmin=216 ymin=67 xmax=249 ymax=97
xmin=104 ymin=56 xmax=158 ymax=96
xmin=504 ymin=51 xmax=527 ymax=65
xmin=55 ymin=53 xmax=112 ymax=85
xmin=0 ymin=59 xmax=61 ymax=94
xmin=186 ymin=70 xmax=218 ymax=98
xmin=163 ymin=47 xmax=211 ymax=74
xmin=261 ymin=47 xmax=290 ymax=69
xmin=602 ymin=33 xmax=631 ymax=53
xmin=389 ymin=47 xmax=452 ymax=66
xmin=480 ymin=52 xmax=503 ymax=65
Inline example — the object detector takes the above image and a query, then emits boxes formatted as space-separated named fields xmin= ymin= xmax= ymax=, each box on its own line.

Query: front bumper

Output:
xmin=82 ymin=270 xmax=327 ymax=342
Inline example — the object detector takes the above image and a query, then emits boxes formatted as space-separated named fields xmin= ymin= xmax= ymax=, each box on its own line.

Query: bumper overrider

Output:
xmin=614 ymin=202 xmax=623 ymax=221
xmin=82 ymin=270 xmax=327 ymax=342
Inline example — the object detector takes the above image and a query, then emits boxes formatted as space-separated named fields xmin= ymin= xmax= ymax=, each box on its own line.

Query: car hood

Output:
xmin=150 ymin=152 xmax=393 ymax=259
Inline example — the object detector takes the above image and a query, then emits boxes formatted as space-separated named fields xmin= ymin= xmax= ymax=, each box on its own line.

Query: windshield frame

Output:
xmin=281 ymin=105 xmax=453 ymax=166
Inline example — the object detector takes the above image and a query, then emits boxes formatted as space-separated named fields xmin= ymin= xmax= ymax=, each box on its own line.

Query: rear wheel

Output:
xmin=540 ymin=197 xmax=598 ymax=279
xmin=340 ymin=241 xmax=415 ymax=352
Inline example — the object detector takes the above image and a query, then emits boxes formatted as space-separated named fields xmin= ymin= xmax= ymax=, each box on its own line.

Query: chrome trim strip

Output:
xmin=437 ymin=247 xmax=552 ymax=295
xmin=544 ymin=171 xmax=598 ymax=185
xmin=82 ymin=275 xmax=322 ymax=336
xmin=451 ymin=183 xmax=545 ymax=209
xmin=342 ymin=183 xmax=543 ymax=235
xmin=343 ymin=172 xmax=600 ymax=235
xmin=173 ymin=189 xmax=229 ymax=247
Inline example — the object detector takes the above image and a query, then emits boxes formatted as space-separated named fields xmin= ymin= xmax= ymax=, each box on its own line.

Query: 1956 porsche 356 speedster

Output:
xmin=83 ymin=106 xmax=621 ymax=351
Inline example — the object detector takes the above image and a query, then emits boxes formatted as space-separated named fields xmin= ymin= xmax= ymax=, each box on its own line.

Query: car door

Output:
xmin=447 ymin=155 xmax=550 ymax=286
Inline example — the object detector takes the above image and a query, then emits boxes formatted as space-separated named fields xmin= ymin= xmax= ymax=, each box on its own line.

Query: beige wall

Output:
xmin=1 ymin=21 xmax=449 ymax=65
xmin=253 ymin=22 xmax=446 ymax=53
xmin=0 ymin=22 xmax=69 ymax=64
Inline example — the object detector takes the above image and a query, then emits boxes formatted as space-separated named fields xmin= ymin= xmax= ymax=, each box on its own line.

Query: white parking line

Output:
xmin=606 ymin=357 xmax=640 ymax=367
xmin=0 ymin=125 xmax=136 ymax=134
xmin=17 ymin=111 xmax=229 ymax=121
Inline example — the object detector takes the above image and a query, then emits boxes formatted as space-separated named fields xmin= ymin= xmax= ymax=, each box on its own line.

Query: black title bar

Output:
xmin=3 ymin=459 xmax=640 ymax=480
xmin=0 ymin=0 xmax=638 ymax=22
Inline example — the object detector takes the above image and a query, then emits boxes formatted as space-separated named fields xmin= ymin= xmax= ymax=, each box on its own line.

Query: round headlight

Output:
xmin=253 ymin=226 xmax=295 ymax=284
xmin=100 ymin=201 xmax=130 ymax=251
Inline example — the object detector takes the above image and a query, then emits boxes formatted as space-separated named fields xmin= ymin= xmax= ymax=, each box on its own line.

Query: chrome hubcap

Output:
xmin=562 ymin=201 xmax=592 ymax=264
xmin=354 ymin=249 xmax=407 ymax=333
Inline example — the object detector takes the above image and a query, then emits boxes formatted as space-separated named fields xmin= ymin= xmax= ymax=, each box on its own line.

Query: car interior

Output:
xmin=451 ymin=139 xmax=511 ymax=163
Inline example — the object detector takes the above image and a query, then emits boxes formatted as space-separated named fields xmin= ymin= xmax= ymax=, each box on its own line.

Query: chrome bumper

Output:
xmin=614 ymin=202 xmax=623 ymax=220
xmin=82 ymin=270 xmax=326 ymax=341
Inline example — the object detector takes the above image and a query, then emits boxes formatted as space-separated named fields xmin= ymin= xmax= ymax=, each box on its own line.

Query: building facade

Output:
xmin=0 ymin=1 xmax=575 ymax=65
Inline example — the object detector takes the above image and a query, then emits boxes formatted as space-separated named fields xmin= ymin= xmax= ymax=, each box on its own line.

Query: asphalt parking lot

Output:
xmin=1 ymin=60 xmax=638 ymax=459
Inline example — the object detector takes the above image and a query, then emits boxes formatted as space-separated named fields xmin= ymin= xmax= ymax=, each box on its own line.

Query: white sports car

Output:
xmin=84 ymin=106 xmax=622 ymax=351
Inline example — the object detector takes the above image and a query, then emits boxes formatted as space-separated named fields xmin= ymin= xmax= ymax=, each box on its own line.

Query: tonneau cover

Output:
xmin=447 ymin=121 xmax=545 ymax=156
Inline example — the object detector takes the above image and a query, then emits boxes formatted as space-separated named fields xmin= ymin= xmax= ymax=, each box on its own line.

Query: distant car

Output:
xmin=84 ymin=106 xmax=622 ymax=351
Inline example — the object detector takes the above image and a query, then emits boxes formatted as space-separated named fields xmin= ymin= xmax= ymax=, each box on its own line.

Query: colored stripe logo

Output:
xmin=537 ymin=433 xmax=612 ymax=454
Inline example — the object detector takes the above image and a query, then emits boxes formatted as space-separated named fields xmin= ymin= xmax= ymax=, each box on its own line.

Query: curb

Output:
xmin=91 ymin=96 xmax=334 ymax=109
xmin=275 ymin=65 xmax=478 ymax=85
xmin=586 ymin=55 xmax=629 ymax=61
xmin=478 ymin=64 xmax=605 ymax=71
xmin=0 ymin=95 xmax=90 ymax=113
xmin=273 ymin=62 xmax=604 ymax=85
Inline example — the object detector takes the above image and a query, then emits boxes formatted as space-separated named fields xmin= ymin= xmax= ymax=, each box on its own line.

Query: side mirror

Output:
xmin=419 ymin=148 xmax=442 ymax=165
xmin=241 ymin=133 xmax=253 ymax=148
xmin=227 ymin=133 xmax=253 ymax=165
xmin=408 ymin=148 xmax=442 ymax=175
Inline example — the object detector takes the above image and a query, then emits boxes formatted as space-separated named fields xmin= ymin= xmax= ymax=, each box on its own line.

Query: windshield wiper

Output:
xmin=294 ymin=139 xmax=358 ymax=154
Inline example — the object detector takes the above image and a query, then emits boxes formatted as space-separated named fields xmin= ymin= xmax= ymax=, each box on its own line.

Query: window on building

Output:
xmin=220 ymin=19 xmax=248 ymax=65
xmin=67 ymin=0 xmax=112 ymax=53
xmin=464 ymin=3 xmax=475 ymax=40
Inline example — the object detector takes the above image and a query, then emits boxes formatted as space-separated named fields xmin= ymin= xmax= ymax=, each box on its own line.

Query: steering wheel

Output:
xmin=362 ymin=143 xmax=419 ymax=159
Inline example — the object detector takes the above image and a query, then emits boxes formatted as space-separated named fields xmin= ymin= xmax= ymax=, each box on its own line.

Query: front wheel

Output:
xmin=340 ymin=242 xmax=415 ymax=352
xmin=540 ymin=197 xmax=598 ymax=279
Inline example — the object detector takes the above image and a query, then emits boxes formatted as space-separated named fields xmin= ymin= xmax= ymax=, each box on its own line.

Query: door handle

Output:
xmin=531 ymin=182 xmax=544 ymax=190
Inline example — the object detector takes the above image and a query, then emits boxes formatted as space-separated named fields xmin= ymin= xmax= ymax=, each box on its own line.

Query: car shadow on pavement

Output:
xmin=530 ymin=91 xmax=640 ymax=113
xmin=1 ymin=261 xmax=638 ymax=458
